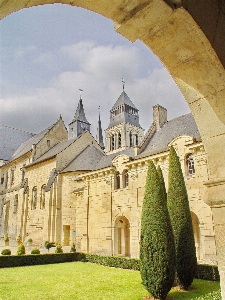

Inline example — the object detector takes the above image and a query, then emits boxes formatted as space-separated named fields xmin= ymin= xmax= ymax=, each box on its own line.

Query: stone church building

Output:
xmin=0 ymin=88 xmax=217 ymax=263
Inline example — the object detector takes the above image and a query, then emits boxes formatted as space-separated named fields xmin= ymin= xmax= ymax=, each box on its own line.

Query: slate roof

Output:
xmin=0 ymin=125 xmax=34 ymax=161
xmin=138 ymin=113 xmax=201 ymax=158
xmin=95 ymin=148 xmax=136 ymax=170
xmin=12 ymin=124 xmax=54 ymax=160
xmin=69 ymin=99 xmax=90 ymax=125
xmin=111 ymin=91 xmax=138 ymax=111
xmin=27 ymin=138 xmax=76 ymax=166
xmin=61 ymin=144 xmax=105 ymax=173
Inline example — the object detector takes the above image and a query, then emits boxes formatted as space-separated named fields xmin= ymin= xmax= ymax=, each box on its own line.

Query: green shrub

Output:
xmin=31 ymin=248 xmax=40 ymax=255
xmin=193 ymin=289 xmax=221 ymax=300
xmin=27 ymin=238 xmax=33 ymax=243
xmin=44 ymin=241 xmax=55 ymax=252
xmin=1 ymin=248 xmax=11 ymax=255
xmin=70 ymin=243 xmax=76 ymax=253
xmin=196 ymin=264 xmax=220 ymax=281
xmin=55 ymin=243 xmax=63 ymax=254
xmin=0 ymin=253 xmax=77 ymax=267
xmin=167 ymin=146 xmax=197 ymax=290
xmin=140 ymin=160 xmax=175 ymax=300
xmin=16 ymin=235 xmax=22 ymax=243
xmin=17 ymin=243 xmax=26 ymax=255
xmin=157 ymin=165 xmax=167 ymax=202
xmin=4 ymin=234 xmax=9 ymax=242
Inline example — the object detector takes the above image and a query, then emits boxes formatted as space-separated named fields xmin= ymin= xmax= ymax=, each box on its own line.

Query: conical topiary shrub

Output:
xmin=140 ymin=160 xmax=175 ymax=300
xmin=167 ymin=146 xmax=197 ymax=290
xmin=157 ymin=165 xmax=167 ymax=203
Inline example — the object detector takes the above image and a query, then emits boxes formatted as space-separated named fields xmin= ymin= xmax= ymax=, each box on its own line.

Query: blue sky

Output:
xmin=0 ymin=4 xmax=189 ymax=136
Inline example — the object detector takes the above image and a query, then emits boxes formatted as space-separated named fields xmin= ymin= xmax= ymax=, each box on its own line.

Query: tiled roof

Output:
xmin=138 ymin=113 xmax=201 ymax=158
xmin=0 ymin=125 xmax=34 ymax=161
xmin=61 ymin=144 xmax=105 ymax=172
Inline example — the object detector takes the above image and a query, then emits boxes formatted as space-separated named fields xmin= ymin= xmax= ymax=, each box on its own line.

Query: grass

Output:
xmin=0 ymin=262 xmax=220 ymax=300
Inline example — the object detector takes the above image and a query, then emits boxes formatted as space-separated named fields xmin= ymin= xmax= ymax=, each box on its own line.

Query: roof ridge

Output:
xmin=0 ymin=124 xmax=34 ymax=135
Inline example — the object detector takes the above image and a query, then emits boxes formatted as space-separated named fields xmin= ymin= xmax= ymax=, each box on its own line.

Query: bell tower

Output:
xmin=105 ymin=82 xmax=144 ymax=154
xmin=68 ymin=90 xmax=91 ymax=140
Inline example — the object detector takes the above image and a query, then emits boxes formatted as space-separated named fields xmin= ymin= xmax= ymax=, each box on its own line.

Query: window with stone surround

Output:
xmin=31 ymin=187 xmax=37 ymax=210
xmin=186 ymin=153 xmax=195 ymax=176
xmin=123 ymin=170 xmax=129 ymax=188
xmin=115 ymin=172 xmax=120 ymax=189
xmin=40 ymin=185 xmax=46 ymax=209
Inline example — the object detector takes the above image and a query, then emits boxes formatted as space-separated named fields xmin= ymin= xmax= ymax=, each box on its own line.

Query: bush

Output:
xmin=44 ymin=241 xmax=55 ymax=252
xmin=196 ymin=264 xmax=220 ymax=281
xmin=70 ymin=243 xmax=76 ymax=253
xmin=167 ymin=146 xmax=197 ymax=289
xmin=27 ymin=238 xmax=33 ymax=243
xmin=31 ymin=248 xmax=40 ymax=255
xmin=55 ymin=243 xmax=63 ymax=254
xmin=1 ymin=248 xmax=11 ymax=255
xmin=0 ymin=253 xmax=77 ymax=268
xmin=140 ymin=160 xmax=175 ymax=300
xmin=17 ymin=243 xmax=26 ymax=255
xmin=4 ymin=234 xmax=9 ymax=242
xmin=16 ymin=235 xmax=22 ymax=243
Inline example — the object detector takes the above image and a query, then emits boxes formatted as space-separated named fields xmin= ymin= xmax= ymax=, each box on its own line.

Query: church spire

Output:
xmin=68 ymin=90 xmax=91 ymax=140
xmin=96 ymin=106 xmax=104 ymax=149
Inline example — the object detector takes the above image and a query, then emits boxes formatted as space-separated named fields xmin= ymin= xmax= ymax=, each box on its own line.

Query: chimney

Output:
xmin=153 ymin=105 xmax=167 ymax=130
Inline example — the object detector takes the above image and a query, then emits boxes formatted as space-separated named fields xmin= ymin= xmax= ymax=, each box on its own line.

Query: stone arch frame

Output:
xmin=190 ymin=211 xmax=201 ymax=260
xmin=114 ymin=216 xmax=130 ymax=257
xmin=1 ymin=1 xmax=225 ymax=296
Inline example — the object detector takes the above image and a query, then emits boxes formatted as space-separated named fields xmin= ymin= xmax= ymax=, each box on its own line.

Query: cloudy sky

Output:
xmin=0 ymin=4 xmax=190 ymax=138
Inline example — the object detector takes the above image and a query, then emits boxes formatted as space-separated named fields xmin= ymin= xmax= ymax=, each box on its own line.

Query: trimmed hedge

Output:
xmin=0 ymin=251 xmax=220 ymax=282
xmin=195 ymin=264 xmax=220 ymax=282
xmin=84 ymin=253 xmax=140 ymax=270
xmin=0 ymin=253 xmax=78 ymax=268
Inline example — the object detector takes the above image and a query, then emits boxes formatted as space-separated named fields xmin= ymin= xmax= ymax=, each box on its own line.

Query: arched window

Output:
xmin=32 ymin=187 xmax=37 ymax=210
xmin=129 ymin=132 xmax=132 ymax=147
xmin=115 ymin=172 xmax=120 ymax=190
xmin=118 ymin=133 xmax=121 ymax=148
xmin=135 ymin=134 xmax=138 ymax=146
xmin=13 ymin=194 xmax=18 ymax=214
xmin=40 ymin=185 xmax=46 ymax=209
xmin=123 ymin=170 xmax=129 ymax=188
xmin=186 ymin=153 xmax=195 ymax=176
xmin=112 ymin=135 xmax=115 ymax=150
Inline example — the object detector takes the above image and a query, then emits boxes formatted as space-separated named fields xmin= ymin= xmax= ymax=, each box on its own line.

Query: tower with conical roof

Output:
xmin=96 ymin=109 xmax=104 ymax=149
xmin=68 ymin=93 xmax=91 ymax=140
xmin=105 ymin=83 xmax=144 ymax=154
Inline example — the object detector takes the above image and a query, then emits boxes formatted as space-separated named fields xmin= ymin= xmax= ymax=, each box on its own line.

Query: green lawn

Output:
xmin=0 ymin=262 xmax=220 ymax=300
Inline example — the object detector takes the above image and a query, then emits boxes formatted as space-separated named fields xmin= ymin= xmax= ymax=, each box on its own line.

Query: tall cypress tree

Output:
xmin=140 ymin=160 xmax=175 ymax=300
xmin=167 ymin=146 xmax=197 ymax=289
xmin=157 ymin=165 xmax=167 ymax=203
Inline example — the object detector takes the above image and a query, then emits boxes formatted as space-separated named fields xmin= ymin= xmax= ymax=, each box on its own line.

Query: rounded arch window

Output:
xmin=40 ymin=185 xmax=46 ymax=209
xmin=186 ymin=153 xmax=195 ymax=176
xmin=123 ymin=170 xmax=129 ymax=188
xmin=32 ymin=187 xmax=37 ymax=210
xmin=115 ymin=172 xmax=120 ymax=190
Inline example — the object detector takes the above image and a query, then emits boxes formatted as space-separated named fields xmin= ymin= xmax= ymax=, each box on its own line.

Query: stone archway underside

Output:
xmin=1 ymin=0 xmax=225 ymax=298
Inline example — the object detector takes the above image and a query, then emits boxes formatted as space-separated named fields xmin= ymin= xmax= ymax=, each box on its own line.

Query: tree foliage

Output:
xmin=167 ymin=146 xmax=197 ymax=289
xmin=44 ymin=241 xmax=55 ymax=252
xmin=140 ymin=160 xmax=175 ymax=300
xmin=17 ymin=243 xmax=26 ymax=255
xmin=157 ymin=165 xmax=167 ymax=203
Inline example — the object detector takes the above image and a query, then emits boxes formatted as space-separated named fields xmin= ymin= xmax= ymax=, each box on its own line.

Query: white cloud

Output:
xmin=0 ymin=42 xmax=189 ymax=138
